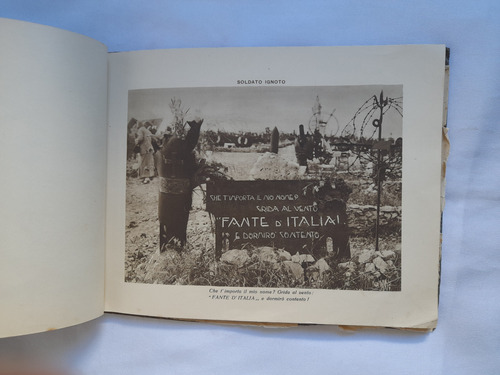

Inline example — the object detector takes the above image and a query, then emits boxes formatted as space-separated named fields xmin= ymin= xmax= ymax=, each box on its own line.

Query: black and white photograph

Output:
xmin=4 ymin=1 xmax=498 ymax=374
xmin=125 ymin=85 xmax=403 ymax=291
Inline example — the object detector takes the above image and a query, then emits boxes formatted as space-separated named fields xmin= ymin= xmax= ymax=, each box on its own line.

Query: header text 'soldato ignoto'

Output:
xmin=236 ymin=79 xmax=286 ymax=85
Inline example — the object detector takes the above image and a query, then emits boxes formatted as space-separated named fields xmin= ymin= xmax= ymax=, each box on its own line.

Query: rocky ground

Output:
xmin=125 ymin=146 xmax=401 ymax=290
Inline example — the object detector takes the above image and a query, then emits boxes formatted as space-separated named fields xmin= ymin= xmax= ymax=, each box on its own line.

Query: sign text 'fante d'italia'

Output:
xmin=206 ymin=180 xmax=349 ymax=258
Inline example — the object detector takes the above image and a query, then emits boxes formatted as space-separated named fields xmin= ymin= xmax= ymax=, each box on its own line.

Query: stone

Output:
xmin=365 ymin=263 xmax=376 ymax=273
xmin=338 ymin=261 xmax=356 ymax=271
xmin=276 ymin=249 xmax=292 ymax=261
xmin=221 ymin=249 xmax=250 ymax=268
xmin=358 ymin=249 xmax=375 ymax=264
xmin=380 ymin=250 xmax=396 ymax=260
xmin=253 ymin=246 xmax=277 ymax=263
xmin=313 ymin=258 xmax=331 ymax=276
xmin=291 ymin=252 xmax=315 ymax=264
xmin=373 ymin=256 xmax=388 ymax=274
xmin=283 ymin=261 xmax=304 ymax=280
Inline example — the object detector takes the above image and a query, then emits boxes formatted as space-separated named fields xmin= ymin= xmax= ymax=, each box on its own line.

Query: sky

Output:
xmin=128 ymin=84 xmax=403 ymax=139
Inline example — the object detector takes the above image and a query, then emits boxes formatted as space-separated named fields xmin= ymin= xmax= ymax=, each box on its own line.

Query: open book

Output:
xmin=0 ymin=18 xmax=448 ymax=338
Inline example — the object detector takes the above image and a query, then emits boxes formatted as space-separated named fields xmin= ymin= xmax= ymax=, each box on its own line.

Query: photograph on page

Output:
xmin=124 ymin=85 xmax=403 ymax=292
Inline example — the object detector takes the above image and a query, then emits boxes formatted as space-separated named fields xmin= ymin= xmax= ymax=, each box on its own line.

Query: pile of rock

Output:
xmin=218 ymin=244 xmax=401 ymax=289
xmin=219 ymin=246 xmax=332 ymax=283
xmin=339 ymin=247 xmax=400 ymax=279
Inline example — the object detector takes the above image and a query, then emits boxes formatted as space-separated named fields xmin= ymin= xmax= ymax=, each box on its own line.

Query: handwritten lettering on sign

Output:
xmin=206 ymin=180 xmax=349 ymax=257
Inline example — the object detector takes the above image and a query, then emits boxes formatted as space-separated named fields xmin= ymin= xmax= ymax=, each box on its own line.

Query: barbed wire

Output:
xmin=334 ymin=94 xmax=403 ymax=178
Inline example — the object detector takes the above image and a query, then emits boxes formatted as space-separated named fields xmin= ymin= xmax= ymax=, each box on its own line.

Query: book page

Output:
xmin=0 ymin=19 xmax=108 ymax=338
xmin=105 ymin=45 xmax=445 ymax=329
